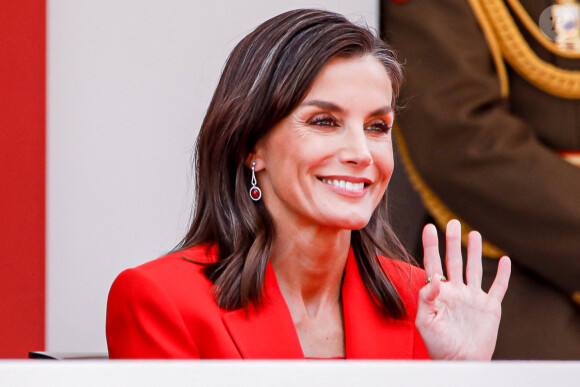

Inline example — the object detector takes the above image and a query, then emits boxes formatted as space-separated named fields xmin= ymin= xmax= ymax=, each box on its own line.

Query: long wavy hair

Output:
xmin=177 ymin=9 xmax=413 ymax=318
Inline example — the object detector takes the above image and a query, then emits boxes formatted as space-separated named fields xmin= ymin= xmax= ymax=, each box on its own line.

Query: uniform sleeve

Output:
xmin=106 ymin=268 xmax=200 ymax=359
xmin=382 ymin=0 xmax=580 ymax=299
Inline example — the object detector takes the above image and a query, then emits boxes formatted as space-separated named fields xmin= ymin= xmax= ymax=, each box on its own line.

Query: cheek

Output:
xmin=284 ymin=137 xmax=334 ymax=170
xmin=373 ymin=144 xmax=395 ymax=182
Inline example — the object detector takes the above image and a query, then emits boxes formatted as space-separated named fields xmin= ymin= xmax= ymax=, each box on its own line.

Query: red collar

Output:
xmin=222 ymin=248 xmax=417 ymax=359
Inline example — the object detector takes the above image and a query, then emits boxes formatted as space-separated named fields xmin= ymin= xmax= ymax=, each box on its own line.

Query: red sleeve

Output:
xmin=106 ymin=268 xmax=200 ymax=359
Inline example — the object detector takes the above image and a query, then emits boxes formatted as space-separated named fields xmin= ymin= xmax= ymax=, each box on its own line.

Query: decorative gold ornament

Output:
xmin=552 ymin=1 xmax=580 ymax=51
xmin=507 ymin=0 xmax=580 ymax=57
xmin=470 ymin=0 xmax=580 ymax=99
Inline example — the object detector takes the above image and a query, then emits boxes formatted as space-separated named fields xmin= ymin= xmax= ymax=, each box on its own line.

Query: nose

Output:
xmin=338 ymin=126 xmax=372 ymax=167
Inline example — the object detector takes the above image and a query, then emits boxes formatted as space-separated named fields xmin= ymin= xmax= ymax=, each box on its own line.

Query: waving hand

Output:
xmin=415 ymin=220 xmax=511 ymax=360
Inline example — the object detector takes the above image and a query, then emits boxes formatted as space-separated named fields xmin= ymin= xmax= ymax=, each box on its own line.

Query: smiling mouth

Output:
xmin=319 ymin=178 xmax=368 ymax=192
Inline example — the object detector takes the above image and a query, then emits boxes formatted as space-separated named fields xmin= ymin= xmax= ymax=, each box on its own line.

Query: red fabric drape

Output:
xmin=0 ymin=0 xmax=46 ymax=358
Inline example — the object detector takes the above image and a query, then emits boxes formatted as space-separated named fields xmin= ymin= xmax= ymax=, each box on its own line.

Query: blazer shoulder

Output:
xmin=110 ymin=243 xmax=219 ymax=313
xmin=130 ymin=243 xmax=216 ymax=282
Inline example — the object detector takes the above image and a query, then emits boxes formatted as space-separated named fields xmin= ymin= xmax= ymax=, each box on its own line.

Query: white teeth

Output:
xmin=320 ymin=178 xmax=365 ymax=191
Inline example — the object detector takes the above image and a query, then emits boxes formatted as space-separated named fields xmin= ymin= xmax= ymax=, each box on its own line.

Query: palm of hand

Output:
xmin=415 ymin=220 xmax=511 ymax=360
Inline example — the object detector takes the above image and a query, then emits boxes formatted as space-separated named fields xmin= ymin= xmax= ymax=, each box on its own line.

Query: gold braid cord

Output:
xmin=476 ymin=0 xmax=580 ymax=99
xmin=467 ymin=0 xmax=510 ymax=97
xmin=393 ymin=124 xmax=506 ymax=259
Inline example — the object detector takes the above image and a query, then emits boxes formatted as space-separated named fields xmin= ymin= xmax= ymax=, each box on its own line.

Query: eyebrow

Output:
xmin=301 ymin=99 xmax=393 ymax=116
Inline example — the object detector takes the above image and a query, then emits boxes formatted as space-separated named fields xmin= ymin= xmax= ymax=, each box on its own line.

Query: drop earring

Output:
xmin=249 ymin=162 xmax=262 ymax=201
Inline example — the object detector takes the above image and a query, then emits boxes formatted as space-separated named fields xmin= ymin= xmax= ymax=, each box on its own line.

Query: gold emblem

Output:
xmin=551 ymin=1 xmax=580 ymax=51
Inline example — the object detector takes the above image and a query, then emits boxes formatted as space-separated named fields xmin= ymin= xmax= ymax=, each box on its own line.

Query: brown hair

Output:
xmin=177 ymin=9 xmax=412 ymax=318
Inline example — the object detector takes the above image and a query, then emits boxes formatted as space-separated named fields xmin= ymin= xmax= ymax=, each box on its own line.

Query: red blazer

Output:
xmin=106 ymin=244 xmax=429 ymax=359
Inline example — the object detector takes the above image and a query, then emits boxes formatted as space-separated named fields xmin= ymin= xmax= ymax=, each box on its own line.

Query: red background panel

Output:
xmin=0 ymin=0 xmax=46 ymax=358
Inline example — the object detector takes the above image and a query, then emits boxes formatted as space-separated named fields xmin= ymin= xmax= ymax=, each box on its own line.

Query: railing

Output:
xmin=1 ymin=360 xmax=579 ymax=387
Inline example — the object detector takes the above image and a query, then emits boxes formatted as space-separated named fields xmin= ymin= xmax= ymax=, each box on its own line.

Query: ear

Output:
xmin=246 ymin=139 xmax=266 ymax=171
xmin=245 ymin=154 xmax=265 ymax=171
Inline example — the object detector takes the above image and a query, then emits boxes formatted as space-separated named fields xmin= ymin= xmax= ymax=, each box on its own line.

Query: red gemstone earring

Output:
xmin=249 ymin=162 xmax=262 ymax=201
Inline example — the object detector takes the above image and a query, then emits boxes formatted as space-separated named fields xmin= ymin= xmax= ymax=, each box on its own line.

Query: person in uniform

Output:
xmin=381 ymin=0 xmax=580 ymax=359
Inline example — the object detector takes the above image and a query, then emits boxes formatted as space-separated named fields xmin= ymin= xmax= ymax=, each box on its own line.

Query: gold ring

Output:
xmin=425 ymin=274 xmax=448 ymax=284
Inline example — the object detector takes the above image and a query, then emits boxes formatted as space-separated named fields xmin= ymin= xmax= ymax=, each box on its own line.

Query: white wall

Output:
xmin=47 ymin=0 xmax=378 ymax=353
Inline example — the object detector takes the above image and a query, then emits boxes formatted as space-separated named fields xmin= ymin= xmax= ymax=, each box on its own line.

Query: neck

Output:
xmin=267 ymin=213 xmax=351 ymax=358
xmin=269 ymin=221 xmax=351 ymax=316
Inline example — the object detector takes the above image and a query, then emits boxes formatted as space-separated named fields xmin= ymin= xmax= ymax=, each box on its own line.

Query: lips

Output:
xmin=318 ymin=176 xmax=372 ymax=192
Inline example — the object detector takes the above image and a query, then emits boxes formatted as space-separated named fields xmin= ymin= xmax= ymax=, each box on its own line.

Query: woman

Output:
xmin=106 ymin=9 xmax=511 ymax=360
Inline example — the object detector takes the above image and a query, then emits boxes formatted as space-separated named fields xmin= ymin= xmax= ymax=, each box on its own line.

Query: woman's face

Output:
xmin=253 ymin=54 xmax=394 ymax=231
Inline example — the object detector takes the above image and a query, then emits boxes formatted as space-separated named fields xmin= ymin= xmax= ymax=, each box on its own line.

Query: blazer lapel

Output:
xmin=342 ymin=249 xmax=415 ymax=359
xmin=222 ymin=263 xmax=304 ymax=359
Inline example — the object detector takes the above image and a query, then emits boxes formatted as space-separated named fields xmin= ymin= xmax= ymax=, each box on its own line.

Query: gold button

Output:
xmin=573 ymin=291 xmax=580 ymax=305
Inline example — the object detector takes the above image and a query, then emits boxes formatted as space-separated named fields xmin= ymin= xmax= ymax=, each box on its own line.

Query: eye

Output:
xmin=365 ymin=120 xmax=391 ymax=134
xmin=307 ymin=114 xmax=338 ymax=127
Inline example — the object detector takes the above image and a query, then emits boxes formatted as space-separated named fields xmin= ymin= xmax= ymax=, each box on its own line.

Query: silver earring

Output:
xmin=249 ymin=162 xmax=262 ymax=201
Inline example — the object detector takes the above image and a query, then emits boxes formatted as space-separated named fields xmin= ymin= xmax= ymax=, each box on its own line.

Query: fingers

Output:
xmin=488 ymin=256 xmax=511 ymax=302
xmin=445 ymin=219 xmax=463 ymax=283
xmin=422 ymin=223 xmax=443 ymax=277
xmin=424 ymin=220 xmax=488 ymax=289
xmin=465 ymin=230 xmax=483 ymax=288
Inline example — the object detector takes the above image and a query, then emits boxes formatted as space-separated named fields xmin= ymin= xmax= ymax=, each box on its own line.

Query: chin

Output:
xmin=315 ymin=204 xmax=374 ymax=230
xmin=333 ymin=216 xmax=370 ymax=231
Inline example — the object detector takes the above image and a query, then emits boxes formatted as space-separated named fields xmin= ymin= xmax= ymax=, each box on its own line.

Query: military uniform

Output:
xmin=382 ymin=0 xmax=580 ymax=359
